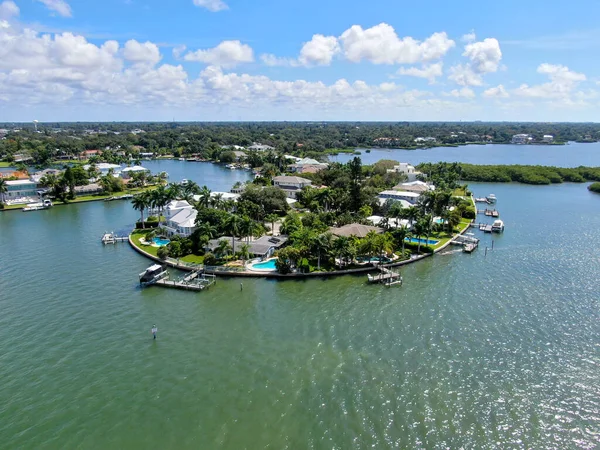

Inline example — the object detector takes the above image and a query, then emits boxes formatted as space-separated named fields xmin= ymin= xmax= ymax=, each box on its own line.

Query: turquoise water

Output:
xmin=152 ymin=237 xmax=170 ymax=246
xmin=405 ymin=237 xmax=440 ymax=245
xmin=1 ymin=174 xmax=600 ymax=447
xmin=250 ymin=259 xmax=277 ymax=270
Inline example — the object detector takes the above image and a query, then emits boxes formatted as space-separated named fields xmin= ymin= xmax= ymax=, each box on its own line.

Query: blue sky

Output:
xmin=1 ymin=0 xmax=600 ymax=121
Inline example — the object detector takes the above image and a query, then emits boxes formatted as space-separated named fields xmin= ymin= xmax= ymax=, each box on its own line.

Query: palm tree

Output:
xmin=0 ymin=179 xmax=7 ymax=204
xmin=183 ymin=181 xmax=200 ymax=201
xmin=317 ymin=188 xmax=333 ymax=212
xmin=132 ymin=193 xmax=148 ymax=228
xmin=264 ymin=213 xmax=279 ymax=236
xmin=360 ymin=231 xmax=380 ymax=259
xmin=402 ymin=206 xmax=421 ymax=229
xmin=413 ymin=218 xmax=429 ymax=254
xmin=393 ymin=226 xmax=409 ymax=259
xmin=196 ymin=185 xmax=212 ymax=208
xmin=312 ymin=232 xmax=334 ymax=270
xmin=210 ymin=193 xmax=225 ymax=210
xmin=375 ymin=233 xmax=394 ymax=263
xmin=216 ymin=239 xmax=232 ymax=258
xmin=333 ymin=236 xmax=355 ymax=267
xmin=166 ymin=183 xmax=182 ymax=201
xmin=240 ymin=216 xmax=254 ymax=243
xmin=225 ymin=214 xmax=242 ymax=255
xmin=238 ymin=243 xmax=251 ymax=262
xmin=40 ymin=173 xmax=59 ymax=189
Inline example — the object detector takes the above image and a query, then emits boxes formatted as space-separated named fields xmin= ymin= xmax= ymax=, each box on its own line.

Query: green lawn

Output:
xmin=0 ymin=162 xmax=12 ymax=167
xmin=130 ymin=230 xmax=160 ymax=257
xmin=180 ymin=254 xmax=205 ymax=264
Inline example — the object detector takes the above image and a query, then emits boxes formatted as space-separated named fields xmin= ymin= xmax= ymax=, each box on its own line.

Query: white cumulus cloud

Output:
xmin=184 ymin=40 xmax=254 ymax=68
xmin=298 ymin=34 xmax=340 ymax=66
xmin=462 ymin=31 xmax=476 ymax=43
xmin=260 ymin=53 xmax=299 ymax=67
xmin=397 ymin=62 xmax=443 ymax=83
xmin=448 ymin=64 xmax=483 ymax=86
xmin=483 ymin=84 xmax=509 ymax=98
xmin=0 ymin=0 xmax=19 ymax=20
xmin=515 ymin=63 xmax=586 ymax=99
xmin=463 ymin=38 xmax=502 ymax=73
xmin=123 ymin=40 xmax=161 ymax=66
xmin=36 ymin=0 xmax=72 ymax=18
xmin=339 ymin=23 xmax=455 ymax=65
xmin=193 ymin=0 xmax=228 ymax=12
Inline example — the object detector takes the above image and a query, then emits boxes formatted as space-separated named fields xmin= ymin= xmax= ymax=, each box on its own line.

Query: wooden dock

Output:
xmin=479 ymin=208 xmax=500 ymax=217
xmin=152 ymin=269 xmax=216 ymax=292
xmin=367 ymin=267 xmax=403 ymax=286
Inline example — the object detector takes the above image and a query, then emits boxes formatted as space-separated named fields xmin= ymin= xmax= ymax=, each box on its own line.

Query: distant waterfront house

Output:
xmin=512 ymin=134 xmax=531 ymax=144
xmin=83 ymin=163 xmax=122 ymax=177
xmin=392 ymin=180 xmax=434 ymax=194
xmin=329 ymin=223 xmax=383 ymax=238
xmin=368 ymin=215 xmax=411 ymax=229
xmin=206 ymin=235 xmax=288 ymax=259
xmin=121 ymin=165 xmax=150 ymax=178
xmin=273 ymin=176 xmax=312 ymax=199
xmin=4 ymin=180 xmax=38 ymax=200
xmin=386 ymin=162 xmax=422 ymax=182
xmin=164 ymin=200 xmax=197 ymax=237
xmin=542 ymin=135 xmax=554 ymax=143
xmin=192 ymin=192 xmax=240 ymax=204
xmin=414 ymin=137 xmax=437 ymax=144
xmin=31 ymin=169 xmax=63 ymax=183
xmin=378 ymin=190 xmax=421 ymax=204
xmin=74 ymin=183 xmax=103 ymax=196
xmin=289 ymin=157 xmax=328 ymax=174
xmin=247 ymin=143 xmax=275 ymax=151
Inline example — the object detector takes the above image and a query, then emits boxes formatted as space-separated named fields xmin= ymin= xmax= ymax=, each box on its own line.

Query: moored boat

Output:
xmin=139 ymin=264 xmax=168 ymax=285
xmin=487 ymin=194 xmax=497 ymax=203
xmin=491 ymin=219 xmax=505 ymax=232
xmin=22 ymin=200 xmax=53 ymax=212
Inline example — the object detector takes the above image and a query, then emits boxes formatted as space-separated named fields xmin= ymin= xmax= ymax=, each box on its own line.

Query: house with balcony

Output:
xmin=3 ymin=180 xmax=39 ymax=203
xmin=386 ymin=162 xmax=423 ymax=182
xmin=289 ymin=158 xmax=328 ymax=174
xmin=272 ymin=176 xmax=312 ymax=199
xmin=511 ymin=134 xmax=531 ymax=144
xmin=392 ymin=180 xmax=434 ymax=194
xmin=378 ymin=190 xmax=422 ymax=205
xmin=164 ymin=200 xmax=197 ymax=237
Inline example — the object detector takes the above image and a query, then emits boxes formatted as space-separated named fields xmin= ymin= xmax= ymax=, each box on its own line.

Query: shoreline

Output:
xmin=128 ymin=212 xmax=473 ymax=279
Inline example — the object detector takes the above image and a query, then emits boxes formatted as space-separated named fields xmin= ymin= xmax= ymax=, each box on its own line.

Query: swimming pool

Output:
xmin=405 ymin=237 xmax=440 ymax=246
xmin=152 ymin=237 xmax=171 ymax=247
xmin=250 ymin=259 xmax=277 ymax=271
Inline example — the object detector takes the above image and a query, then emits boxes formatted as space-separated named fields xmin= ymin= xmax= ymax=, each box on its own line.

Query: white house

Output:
xmin=378 ymin=190 xmax=421 ymax=204
xmin=164 ymin=200 xmax=197 ymax=237
xmin=543 ymin=135 xmax=554 ymax=143
xmin=512 ymin=134 xmax=531 ymax=144
xmin=247 ymin=143 xmax=275 ymax=151
xmin=414 ymin=137 xmax=437 ymax=144
xmin=272 ymin=176 xmax=312 ymax=199
xmin=3 ymin=180 xmax=39 ymax=202
xmin=368 ymin=215 xmax=411 ymax=229
xmin=386 ymin=163 xmax=422 ymax=182
xmin=83 ymin=163 xmax=122 ymax=177
xmin=393 ymin=180 xmax=434 ymax=193
xmin=121 ymin=165 xmax=150 ymax=178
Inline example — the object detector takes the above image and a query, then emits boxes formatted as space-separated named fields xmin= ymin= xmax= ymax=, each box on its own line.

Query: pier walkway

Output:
xmin=152 ymin=269 xmax=216 ymax=292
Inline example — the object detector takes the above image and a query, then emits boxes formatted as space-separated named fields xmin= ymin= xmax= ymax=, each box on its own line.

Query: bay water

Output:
xmin=0 ymin=158 xmax=599 ymax=448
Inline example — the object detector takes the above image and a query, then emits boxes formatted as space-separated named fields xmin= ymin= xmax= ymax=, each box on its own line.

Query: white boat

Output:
xmin=225 ymin=164 xmax=237 ymax=170
xmin=486 ymin=194 xmax=497 ymax=203
xmin=139 ymin=264 xmax=168 ymax=285
xmin=22 ymin=199 xmax=53 ymax=211
xmin=491 ymin=219 xmax=505 ymax=232
xmin=178 ymin=158 xmax=185 ymax=161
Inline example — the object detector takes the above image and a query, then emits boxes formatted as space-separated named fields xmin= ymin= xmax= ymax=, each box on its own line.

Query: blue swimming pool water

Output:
xmin=405 ymin=237 xmax=440 ymax=245
xmin=153 ymin=237 xmax=171 ymax=247
xmin=251 ymin=259 xmax=277 ymax=270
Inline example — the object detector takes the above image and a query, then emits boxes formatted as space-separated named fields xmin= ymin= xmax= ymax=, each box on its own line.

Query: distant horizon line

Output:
xmin=1 ymin=120 xmax=600 ymax=125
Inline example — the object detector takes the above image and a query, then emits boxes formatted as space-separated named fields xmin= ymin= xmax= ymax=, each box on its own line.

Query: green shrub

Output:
xmin=589 ymin=182 xmax=600 ymax=193
xmin=204 ymin=252 xmax=217 ymax=266
xmin=136 ymin=221 xmax=159 ymax=229
xmin=157 ymin=246 xmax=169 ymax=260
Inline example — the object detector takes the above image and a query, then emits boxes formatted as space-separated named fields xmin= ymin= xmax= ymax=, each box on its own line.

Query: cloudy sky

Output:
xmin=0 ymin=0 xmax=599 ymax=122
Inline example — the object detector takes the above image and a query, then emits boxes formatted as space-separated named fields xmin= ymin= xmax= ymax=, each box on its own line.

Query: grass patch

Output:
xmin=130 ymin=229 xmax=160 ymax=257
xmin=0 ymin=162 xmax=13 ymax=167
xmin=180 ymin=254 xmax=205 ymax=264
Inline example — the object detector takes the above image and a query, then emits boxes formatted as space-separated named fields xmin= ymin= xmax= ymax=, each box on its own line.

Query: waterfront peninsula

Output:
xmin=126 ymin=158 xmax=475 ymax=276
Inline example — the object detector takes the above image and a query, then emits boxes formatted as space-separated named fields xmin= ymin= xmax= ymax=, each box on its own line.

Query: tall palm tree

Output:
xmin=225 ymin=214 xmax=242 ymax=255
xmin=317 ymin=188 xmax=333 ymax=212
xmin=0 ymin=179 xmax=7 ymax=204
xmin=210 ymin=193 xmax=224 ymax=210
xmin=333 ymin=236 xmax=354 ymax=267
xmin=393 ymin=226 xmax=409 ymax=259
xmin=360 ymin=231 xmax=380 ymax=259
xmin=240 ymin=216 xmax=254 ymax=243
xmin=238 ymin=243 xmax=251 ymax=262
xmin=166 ymin=183 xmax=182 ymax=201
xmin=413 ymin=218 xmax=429 ymax=254
xmin=197 ymin=185 xmax=212 ymax=208
xmin=312 ymin=232 xmax=334 ymax=270
xmin=132 ymin=193 xmax=148 ymax=228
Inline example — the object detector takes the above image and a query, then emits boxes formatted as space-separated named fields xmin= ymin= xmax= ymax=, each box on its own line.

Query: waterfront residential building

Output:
xmin=385 ymin=163 xmax=422 ymax=182
xmin=414 ymin=137 xmax=437 ymax=144
xmin=378 ymin=190 xmax=422 ymax=204
xmin=368 ymin=215 xmax=411 ymax=229
xmin=83 ymin=163 xmax=122 ymax=177
xmin=511 ymin=134 xmax=531 ymax=144
xmin=329 ymin=223 xmax=383 ymax=238
xmin=289 ymin=157 xmax=328 ymax=174
xmin=247 ymin=143 xmax=275 ymax=151
xmin=121 ymin=166 xmax=150 ymax=178
xmin=392 ymin=180 xmax=434 ymax=194
xmin=4 ymin=179 xmax=39 ymax=201
xmin=206 ymin=235 xmax=288 ymax=258
xmin=542 ymin=135 xmax=554 ymax=143
xmin=164 ymin=200 xmax=197 ymax=237
xmin=273 ymin=176 xmax=312 ymax=199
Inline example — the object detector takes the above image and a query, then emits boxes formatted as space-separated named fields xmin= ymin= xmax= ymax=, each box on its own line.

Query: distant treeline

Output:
xmin=457 ymin=164 xmax=600 ymax=185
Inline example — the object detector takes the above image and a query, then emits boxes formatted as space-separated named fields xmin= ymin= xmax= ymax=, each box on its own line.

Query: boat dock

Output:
xmin=478 ymin=208 xmax=500 ymax=217
xmin=367 ymin=267 xmax=403 ymax=286
xmin=153 ymin=269 xmax=217 ymax=292
xmin=101 ymin=233 xmax=128 ymax=244
xmin=451 ymin=234 xmax=480 ymax=253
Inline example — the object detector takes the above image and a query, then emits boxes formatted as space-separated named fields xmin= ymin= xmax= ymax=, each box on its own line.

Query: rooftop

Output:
xmin=329 ymin=223 xmax=383 ymax=238
xmin=379 ymin=190 xmax=421 ymax=198
xmin=273 ymin=176 xmax=312 ymax=184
